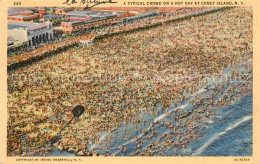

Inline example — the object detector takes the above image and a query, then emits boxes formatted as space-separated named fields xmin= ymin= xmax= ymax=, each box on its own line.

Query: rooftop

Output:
xmin=20 ymin=10 xmax=33 ymax=13
xmin=66 ymin=10 xmax=122 ymax=17
xmin=8 ymin=7 xmax=37 ymax=16
xmin=9 ymin=14 xmax=37 ymax=18
xmin=8 ymin=21 xmax=48 ymax=30
xmin=43 ymin=14 xmax=63 ymax=19
xmin=126 ymin=10 xmax=158 ymax=20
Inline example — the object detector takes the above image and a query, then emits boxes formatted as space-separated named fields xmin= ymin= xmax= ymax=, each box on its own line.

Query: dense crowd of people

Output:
xmin=7 ymin=7 xmax=252 ymax=156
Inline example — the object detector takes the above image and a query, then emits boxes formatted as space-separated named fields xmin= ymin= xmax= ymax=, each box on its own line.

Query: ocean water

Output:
xmin=45 ymin=86 xmax=252 ymax=156
xmin=190 ymin=94 xmax=252 ymax=156
xmin=46 ymin=93 xmax=252 ymax=156
xmin=43 ymin=60 xmax=252 ymax=156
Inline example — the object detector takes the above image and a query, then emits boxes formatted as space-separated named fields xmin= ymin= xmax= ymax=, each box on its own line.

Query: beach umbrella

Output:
xmin=72 ymin=105 xmax=85 ymax=118
xmin=51 ymin=105 xmax=85 ymax=145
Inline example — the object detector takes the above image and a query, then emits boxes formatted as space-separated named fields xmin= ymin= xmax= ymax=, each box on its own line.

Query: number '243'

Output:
xmin=13 ymin=2 xmax=21 ymax=5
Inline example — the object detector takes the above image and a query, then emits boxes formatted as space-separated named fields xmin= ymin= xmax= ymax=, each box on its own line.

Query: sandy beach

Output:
xmin=7 ymin=7 xmax=252 ymax=156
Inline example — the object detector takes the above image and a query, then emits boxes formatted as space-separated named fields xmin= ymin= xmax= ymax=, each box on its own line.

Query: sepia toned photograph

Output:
xmin=6 ymin=5 xmax=253 ymax=158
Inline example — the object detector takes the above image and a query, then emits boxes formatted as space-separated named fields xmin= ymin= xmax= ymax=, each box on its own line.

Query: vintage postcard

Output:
xmin=0 ymin=0 xmax=259 ymax=163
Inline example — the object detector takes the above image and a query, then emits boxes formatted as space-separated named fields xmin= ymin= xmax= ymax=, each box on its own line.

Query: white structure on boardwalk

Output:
xmin=8 ymin=21 xmax=53 ymax=47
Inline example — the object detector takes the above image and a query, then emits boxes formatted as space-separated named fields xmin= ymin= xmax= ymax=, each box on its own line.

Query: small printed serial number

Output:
xmin=234 ymin=158 xmax=250 ymax=161
xmin=13 ymin=2 xmax=21 ymax=5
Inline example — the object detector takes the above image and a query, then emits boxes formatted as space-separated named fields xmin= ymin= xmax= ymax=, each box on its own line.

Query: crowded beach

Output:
xmin=7 ymin=7 xmax=252 ymax=156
